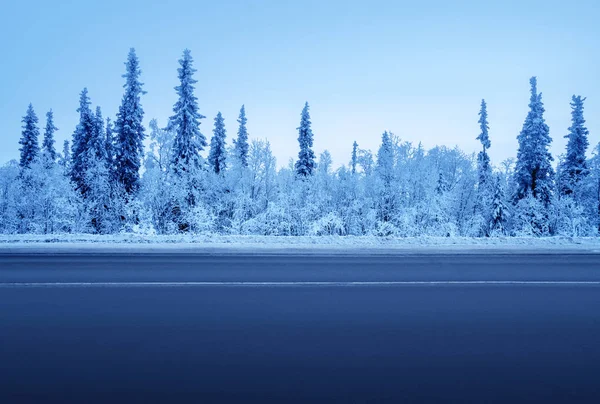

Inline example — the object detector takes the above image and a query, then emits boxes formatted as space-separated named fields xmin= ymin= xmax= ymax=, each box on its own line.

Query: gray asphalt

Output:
xmin=1 ymin=253 xmax=600 ymax=403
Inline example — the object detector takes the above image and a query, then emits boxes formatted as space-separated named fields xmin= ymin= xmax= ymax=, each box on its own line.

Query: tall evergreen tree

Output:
xmin=295 ymin=102 xmax=316 ymax=177
xmin=376 ymin=131 xmax=394 ymax=185
xmin=105 ymin=117 xmax=114 ymax=172
xmin=61 ymin=140 xmax=70 ymax=170
xmin=476 ymin=99 xmax=492 ymax=187
xmin=114 ymin=48 xmax=146 ymax=195
xmin=234 ymin=105 xmax=249 ymax=167
xmin=91 ymin=107 xmax=107 ymax=162
xmin=169 ymin=49 xmax=206 ymax=173
xmin=559 ymin=95 xmax=589 ymax=196
xmin=70 ymin=88 xmax=96 ymax=194
xmin=42 ymin=109 xmax=58 ymax=162
xmin=208 ymin=112 xmax=227 ymax=174
xmin=489 ymin=175 xmax=508 ymax=235
xmin=351 ymin=141 xmax=358 ymax=174
xmin=514 ymin=77 xmax=554 ymax=204
xmin=18 ymin=104 xmax=40 ymax=169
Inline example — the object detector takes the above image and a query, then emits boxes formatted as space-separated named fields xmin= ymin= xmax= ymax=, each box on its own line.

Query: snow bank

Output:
xmin=1 ymin=234 xmax=599 ymax=254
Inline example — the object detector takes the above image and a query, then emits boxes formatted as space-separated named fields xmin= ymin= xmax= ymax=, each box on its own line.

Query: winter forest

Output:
xmin=1 ymin=48 xmax=598 ymax=238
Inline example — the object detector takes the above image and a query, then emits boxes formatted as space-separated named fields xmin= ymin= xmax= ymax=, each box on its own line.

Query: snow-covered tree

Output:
xmin=234 ymin=105 xmax=249 ymax=167
xmin=42 ymin=109 xmax=58 ymax=163
xmin=295 ymin=102 xmax=316 ymax=177
xmin=351 ymin=141 xmax=358 ymax=174
xmin=19 ymin=104 xmax=40 ymax=169
xmin=169 ymin=49 xmax=206 ymax=174
xmin=558 ymin=95 xmax=589 ymax=196
xmin=476 ymin=99 xmax=492 ymax=187
xmin=489 ymin=175 xmax=509 ymax=236
xmin=70 ymin=88 xmax=95 ymax=195
xmin=60 ymin=140 xmax=70 ymax=171
xmin=114 ymin=48 xmax=146 ymax=195
xmin=514 ymin=77 xmax=554 ymax=205
xmin=105 ymin=117 xmax=114 ymax=174
xmin=375 ymin=131 xmax=395 ymax=222
xmin=91 ymin=107 xmax=107 ymax=162
xmin=208 ymin=112 xmax=227 ymax=174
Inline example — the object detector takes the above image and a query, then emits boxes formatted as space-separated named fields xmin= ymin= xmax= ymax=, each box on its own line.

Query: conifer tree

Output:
xmin=208 ymin=112 xmax=227 ymax=174
xmin=376 ymin=131 xmax=394 ymax=186
xmin=105 ymin=117 xmax=114 ymax=174
xmin=114 ymin=48 xmax=146 ymax=195
xmin=61 ymin=140 xmax=70 ymax=170
xmin=19 ymin=104 xmax=40 ymax=169
xmin=70 ymin=88 xmax=95 ymax=194
xmin=489 ymin=175 xmax=508 ymax=235
xmin=234 ymin=105 xmax=249 ymax=167
xmin=351 ymin=141 xmax=358 ymax=174
xmin=42 ymin=109 xmax=58 ymax=162
xmin=295 ymin=102 xmax=316 ymax=177
xmin=169 ymin=49 xmax=206 ymax=173
xmin=514 ymin=77 xmax=554 ymax=205
xmin=91 ymin=107 xmax=107 ymax=162
xmin=559 ymin=95 xmax=589 ymax=196
xmin=476 ymin=99 xmax=492 ymax=187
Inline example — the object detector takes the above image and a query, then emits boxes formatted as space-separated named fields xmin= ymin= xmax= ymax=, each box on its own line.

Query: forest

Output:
xmin=1 ymin=48 xmax=598 ymax=238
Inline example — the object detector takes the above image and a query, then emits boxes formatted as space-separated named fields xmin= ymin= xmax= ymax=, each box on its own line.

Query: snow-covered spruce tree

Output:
xmin=70 ymin=88 xmax=96 ymax=195
xmin=475 ymin=99 xmax=493 ymax=235
xmin=295 ymin=102 xmax=316 ymax=177
xmin=168 ymin=49 xmax=207 ymax=231
xmin=91 ymin=107 xmax=107 ymax=162
xmin=234 ymin=105 xmax=249 ymax=167
xmin=351 ymin=141 xmax=358 ymax=174
xmin=476 ymin=99 xmax=492 ymax=188
xmin=60 ymin=140 xmax=70 ymax=172
xmin=375 ymin=131 xmax=395 ymax=223
xmin=169 ymin=49 xmax=206 ymax=174
xmin=208 ymin=112 xmax=227 ymax=174
xmin=558 ymin=95 xmax=589 ymax=196
xmin=105 ymin=117 xmax=114 ymax=176
xmin=489 ymin=174 xmax=509 ymax=236
xmin=114 ymin=48 xmax=146 ymax=195
xmin=42 ymin=109 xmax=58 ymax=164
xmin=513 ymin=77 xmax=554 ymax=206
xmin=18 ymin=104 xmax=40 ymax=170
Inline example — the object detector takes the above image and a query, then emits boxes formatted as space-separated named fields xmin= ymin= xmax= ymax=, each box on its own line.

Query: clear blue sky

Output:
xmin=1 ymin=0 xmax=598 ymax=168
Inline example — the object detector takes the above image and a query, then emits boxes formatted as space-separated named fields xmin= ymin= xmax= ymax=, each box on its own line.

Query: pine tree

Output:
xmin=234 ymin=105 xmax=249 ymax=167
xmin=476 ymin=99 xmax=492 ymax=187
xmin=559 ymin=95 xmax=589 ymax=196
xmin=105 ymin=117 xmax=114 ymax=173
xmin=489 ymin=175 xmax=508 ymax=235
xmin=376 ymin=131 xmax=395 ymax=222
xmin=70 ymin=88 xmax=96 ymax=194
xmin=376 ymin=131 xmax=394 ymax=185
xmin=114 ymin=48 xmax=146 ymax=195
xmin=42 ymin=109 xmax=58 ymax=162
xmin=208 ymin=112 xmax=227 ymax=174
xmin=351 ymin=141 xmax=358 ymax=174
xmin=61 ymin=140 xmax=70 ymax=170
xmin=169 ymin=49 xmax=206 ymax=173
xmin=91 ymin=107 xmax=107 ymax=162
xmin=295 ymin=102 xmax=316 ymax=177
xmin=19 ymin=104 xmax=40 ymax=169
xmin=514 ymin=77 xmax=554 ymax=205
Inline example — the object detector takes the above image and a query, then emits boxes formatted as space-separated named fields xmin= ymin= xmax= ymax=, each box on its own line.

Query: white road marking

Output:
xmin=1 ymin=281 xmax=600 ymax=287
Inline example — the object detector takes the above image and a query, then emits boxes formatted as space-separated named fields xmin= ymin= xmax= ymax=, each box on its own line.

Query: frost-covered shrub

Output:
xmin=309 ymin=212 xmax=346 ymax=236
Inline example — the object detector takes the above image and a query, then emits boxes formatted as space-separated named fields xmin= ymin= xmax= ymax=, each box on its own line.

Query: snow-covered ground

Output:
xmin=1 ymin=234 xmax=600 ymax=254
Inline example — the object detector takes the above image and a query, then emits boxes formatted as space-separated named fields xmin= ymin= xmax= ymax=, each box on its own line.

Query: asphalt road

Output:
xmin=1 ymin=253 xmax=600 ymax=403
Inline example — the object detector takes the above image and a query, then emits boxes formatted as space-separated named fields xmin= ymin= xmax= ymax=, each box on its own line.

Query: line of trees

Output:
xmin=1 ymin=49 xmax=598 ymax=237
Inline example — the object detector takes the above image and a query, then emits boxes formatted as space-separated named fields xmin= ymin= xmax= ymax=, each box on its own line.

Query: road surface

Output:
xmin=1 ymin=252 xmax=600 ymax=403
